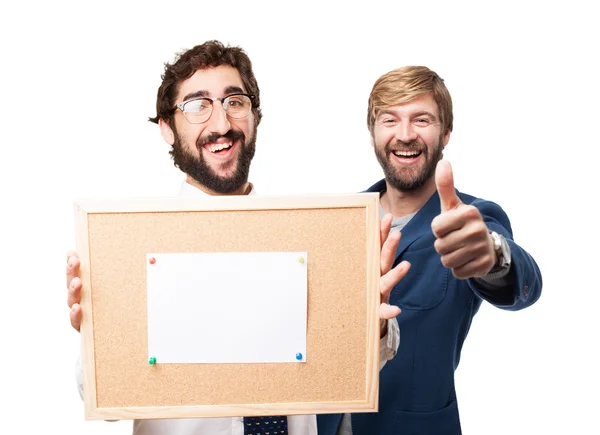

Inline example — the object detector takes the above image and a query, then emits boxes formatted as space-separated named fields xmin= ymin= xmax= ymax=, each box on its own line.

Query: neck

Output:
xmin=380 ymin=176 xmax=436 ymax=218
xmin=185 ymin=175 xmax=252 ymax=196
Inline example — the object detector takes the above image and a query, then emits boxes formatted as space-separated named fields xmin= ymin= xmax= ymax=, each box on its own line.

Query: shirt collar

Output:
xmin=177 ymin=180 xmax=256 ymax=198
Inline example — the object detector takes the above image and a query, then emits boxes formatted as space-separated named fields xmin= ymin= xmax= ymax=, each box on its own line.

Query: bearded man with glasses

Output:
xmin=152 ymin=46 xmax=261 ymax=197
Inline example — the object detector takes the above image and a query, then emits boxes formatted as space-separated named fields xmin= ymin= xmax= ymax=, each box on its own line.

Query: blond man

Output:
xmin=318 ymin=66 xmax=542 ymax=435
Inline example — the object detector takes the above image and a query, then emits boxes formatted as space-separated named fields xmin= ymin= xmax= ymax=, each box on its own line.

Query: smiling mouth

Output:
xmin=392 ymin=150 xmax=422 ymax=159
xmin=204 ymin=141 xmax=234 ymax=153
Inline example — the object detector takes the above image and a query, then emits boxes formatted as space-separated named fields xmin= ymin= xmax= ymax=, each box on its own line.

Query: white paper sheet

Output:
xmin=146 ymin=252 xmax=307 ymax=364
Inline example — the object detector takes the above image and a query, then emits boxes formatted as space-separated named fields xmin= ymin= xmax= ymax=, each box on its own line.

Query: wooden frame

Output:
xmin=74 ymin=193 xmax=381 ymax=420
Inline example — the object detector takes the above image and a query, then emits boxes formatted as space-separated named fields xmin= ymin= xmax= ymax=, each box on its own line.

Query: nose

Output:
xmin=394 ymin=121 xmax=418 ymax=144
xmin=207 ymin=101 xmax=231 ymax=135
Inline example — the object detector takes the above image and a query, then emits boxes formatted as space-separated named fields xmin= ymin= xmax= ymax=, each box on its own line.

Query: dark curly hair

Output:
xmin=148 ymin=40 xmax=262 ymax=129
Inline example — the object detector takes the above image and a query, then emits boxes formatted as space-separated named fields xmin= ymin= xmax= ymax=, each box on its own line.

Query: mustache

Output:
xmin=386 ymin=140 xmax=424 ymax=153
xmin=196 ymin=129 xmax=246 ymax=150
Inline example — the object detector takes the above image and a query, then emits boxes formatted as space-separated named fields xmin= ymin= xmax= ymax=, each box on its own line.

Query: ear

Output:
xmin=442 ymin=129 xmax=451 ymax=147
xmin=370 ymin=135 xmax=375 ymax=148
xmin=159 ymin=118 xmax=175 ymax=146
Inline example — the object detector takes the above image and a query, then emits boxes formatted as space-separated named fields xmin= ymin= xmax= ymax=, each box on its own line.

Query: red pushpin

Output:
xmin=149 ymin=257 xmax=156 ymax=265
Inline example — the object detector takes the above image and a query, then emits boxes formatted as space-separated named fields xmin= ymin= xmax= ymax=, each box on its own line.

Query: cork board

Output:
xmin=74 ymin=193 xmax=381 ymax=420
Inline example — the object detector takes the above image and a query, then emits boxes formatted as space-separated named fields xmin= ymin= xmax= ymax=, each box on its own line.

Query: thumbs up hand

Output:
xmin=431 ymin=160 xmax=496 ymax=279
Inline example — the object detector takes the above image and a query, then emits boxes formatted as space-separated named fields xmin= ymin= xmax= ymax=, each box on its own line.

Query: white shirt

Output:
xmin=76 ymin=180 xmax=400 ymax=435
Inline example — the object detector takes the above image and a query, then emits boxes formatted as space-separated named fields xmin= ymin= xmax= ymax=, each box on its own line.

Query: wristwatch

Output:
xmin=489 ymin=230 xmax=511 ymax=271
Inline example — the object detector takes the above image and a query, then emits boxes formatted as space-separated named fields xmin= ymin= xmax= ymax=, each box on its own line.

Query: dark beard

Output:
xmin=375 ymin=136 xmax=443 ymax=192
xmin=170 ymin=129 xmax=256 ymax=194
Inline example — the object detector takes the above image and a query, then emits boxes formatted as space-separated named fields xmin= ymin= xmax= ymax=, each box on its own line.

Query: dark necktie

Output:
xmin=243 ymin=415 xmax=289 ymax=435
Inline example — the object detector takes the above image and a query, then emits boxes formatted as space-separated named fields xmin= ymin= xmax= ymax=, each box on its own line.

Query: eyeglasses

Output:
xmin=175 ymin=93 xmax=255 ymax=124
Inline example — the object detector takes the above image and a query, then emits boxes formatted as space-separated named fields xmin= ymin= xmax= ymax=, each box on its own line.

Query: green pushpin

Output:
xmin=149 ymin=356 xmax=156 ymax=365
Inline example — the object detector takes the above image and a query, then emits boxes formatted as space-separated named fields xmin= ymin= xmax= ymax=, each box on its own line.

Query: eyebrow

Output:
xmin=224 ymin=85 xmax=245 ymax=95
xmin=181 ymin=90 xmax=209 ymax=101
xmin=412 ymin=111 xmax=437 ymax=120
xmin=181 ymin=86 xmax=246 ymax=102
xmin=377 ymin=109 xmax=438 ymax=119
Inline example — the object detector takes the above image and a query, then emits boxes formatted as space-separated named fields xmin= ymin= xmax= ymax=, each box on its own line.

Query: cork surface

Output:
xmin=87 ymin=207 xmax=368 ymax=408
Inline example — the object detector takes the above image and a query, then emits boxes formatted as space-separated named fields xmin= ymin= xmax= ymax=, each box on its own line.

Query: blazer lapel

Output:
xmin=394 ymin=192 xmax=441 ymax=259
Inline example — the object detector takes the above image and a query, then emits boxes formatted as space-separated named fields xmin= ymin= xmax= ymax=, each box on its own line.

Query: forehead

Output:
xmin=379 ymin=93 xmax=439 ymax=117
xmin=176 ymin=65 xmax=245 ymax=102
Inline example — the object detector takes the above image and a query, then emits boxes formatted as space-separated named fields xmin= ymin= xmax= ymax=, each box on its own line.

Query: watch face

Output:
xmin=490 ymin=231 xmax=510 ymax=269
xmin=501 ymin=236 xmax=511 ymax=257
xmin=491 ymin=231 xmax=502 ymax=251
xmin=499 ymin=235 xmax=511 ymax=268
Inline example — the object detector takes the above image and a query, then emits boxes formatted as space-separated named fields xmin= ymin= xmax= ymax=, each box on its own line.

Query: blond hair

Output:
xmin=367 ymin=66 xmax=453 ymax=135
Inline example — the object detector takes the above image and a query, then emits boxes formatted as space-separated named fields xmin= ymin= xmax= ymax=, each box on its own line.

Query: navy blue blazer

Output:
xmin=318 ymin=179 xmax=542 ymax=435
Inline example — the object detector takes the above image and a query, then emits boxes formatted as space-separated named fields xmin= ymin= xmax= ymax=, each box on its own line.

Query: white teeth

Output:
xmin=208 ymin=142 xmax=232 ymax=153
xmin=393 ymin=150 xmax=420 ymax=157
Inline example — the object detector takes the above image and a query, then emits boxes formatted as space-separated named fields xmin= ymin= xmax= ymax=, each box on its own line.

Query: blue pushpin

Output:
xmin=296 ymin=352 xmax=303 ymax=361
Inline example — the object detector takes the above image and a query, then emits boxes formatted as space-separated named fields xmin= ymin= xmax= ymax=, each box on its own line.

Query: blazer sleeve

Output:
xmin=466 ymin=199 xmax=542 ymax=311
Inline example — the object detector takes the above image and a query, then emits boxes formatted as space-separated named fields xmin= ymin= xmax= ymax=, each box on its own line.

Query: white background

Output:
xmin=0 ymin=1 xmax=597 ymax=434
